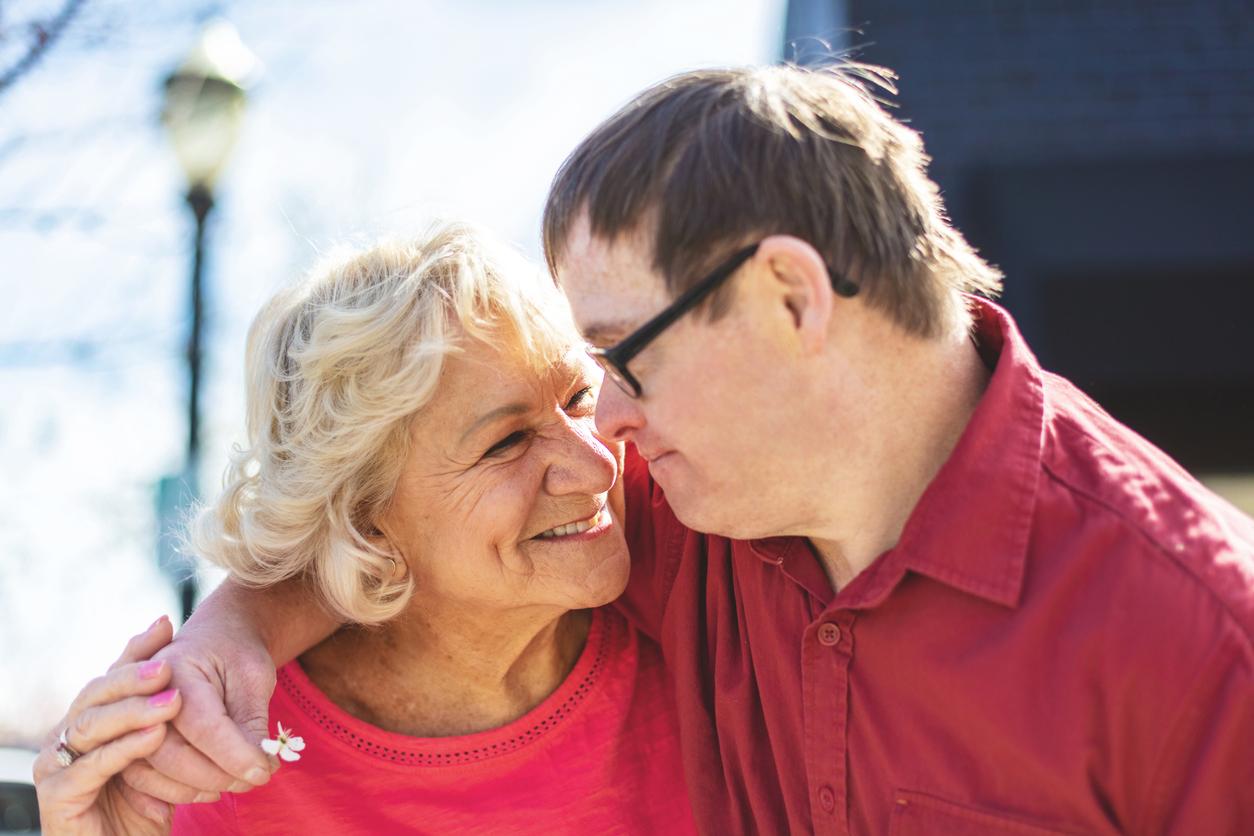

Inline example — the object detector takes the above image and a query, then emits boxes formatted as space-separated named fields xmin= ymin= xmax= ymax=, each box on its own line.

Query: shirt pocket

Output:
xmin=888 ymin=789 xmax=1081 ymax=836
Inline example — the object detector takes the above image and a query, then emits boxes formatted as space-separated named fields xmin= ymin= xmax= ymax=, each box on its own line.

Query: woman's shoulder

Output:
xmin=590 ymin=607 xmax=677 ymax=727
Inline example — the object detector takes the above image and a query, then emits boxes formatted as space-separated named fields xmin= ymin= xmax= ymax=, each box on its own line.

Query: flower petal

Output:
xmin=260 ymin=739 xmax=280 ymax=755
xmin=286 ymin=737 xmax=305 ymax=752
xmin=279 ymin=747 xmax=301 ymax=762
xmin=276 ymin=721 xmax=288 ymax=738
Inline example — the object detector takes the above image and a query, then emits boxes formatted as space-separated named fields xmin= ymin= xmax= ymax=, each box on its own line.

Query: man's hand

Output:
xmin=118 ymin=577 xmax=340 ymax=820
xmin=118 ymin=587 xmax=278 ymax=819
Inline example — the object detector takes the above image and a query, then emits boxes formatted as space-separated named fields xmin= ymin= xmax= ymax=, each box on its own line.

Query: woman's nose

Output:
xmin=543 ymin=418 xmax=618 ymax=497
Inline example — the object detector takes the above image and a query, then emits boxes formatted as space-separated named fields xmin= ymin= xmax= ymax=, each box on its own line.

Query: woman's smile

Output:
xmin=530 ymin=505 xmax=613 ymax=541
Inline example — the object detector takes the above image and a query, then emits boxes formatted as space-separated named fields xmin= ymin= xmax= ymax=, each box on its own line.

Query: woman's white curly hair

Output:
xmin=188 ymin=220 xmax=581 ymax=625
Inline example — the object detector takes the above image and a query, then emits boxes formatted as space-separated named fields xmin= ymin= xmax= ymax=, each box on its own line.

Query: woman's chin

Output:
xmin=565 ymin=541 xmax=632 ymax=610
xmin=518 ymin=520 xmax=631 ymax=607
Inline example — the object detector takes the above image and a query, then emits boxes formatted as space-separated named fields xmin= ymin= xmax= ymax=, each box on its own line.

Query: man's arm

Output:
xmin=120 ymin=577 xmax=339 ymax=818
xmin=1134 ymin=632 xmax=1253 ymax=834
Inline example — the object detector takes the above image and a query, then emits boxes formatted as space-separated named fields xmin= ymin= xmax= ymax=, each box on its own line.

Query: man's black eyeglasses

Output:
xmin=588 ymin=241 xmax=859 ymax=398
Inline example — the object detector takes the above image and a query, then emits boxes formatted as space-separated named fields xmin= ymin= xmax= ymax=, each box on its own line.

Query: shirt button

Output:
xmin=818 ymin=785 xmax=836 ymax=813
xmin=817 ymin=622 xmax=840 ymax=646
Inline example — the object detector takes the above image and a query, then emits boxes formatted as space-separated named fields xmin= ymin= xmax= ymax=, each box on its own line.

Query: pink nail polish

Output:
xmin=138 ymin=660 xmax=164 ymax=679
xmin=148 ymin=688 xmax=178 ymax=708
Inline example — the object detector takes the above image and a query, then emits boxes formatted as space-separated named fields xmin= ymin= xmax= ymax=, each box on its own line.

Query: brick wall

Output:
xmin=841 ymin=0 xmax=1254 ymax=172
xmin=784 ymin=1 xmax=1254 ymax=471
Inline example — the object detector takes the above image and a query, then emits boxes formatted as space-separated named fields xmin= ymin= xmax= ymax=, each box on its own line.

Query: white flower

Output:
xmin=261 ymin=721 xmax=306 ymax=762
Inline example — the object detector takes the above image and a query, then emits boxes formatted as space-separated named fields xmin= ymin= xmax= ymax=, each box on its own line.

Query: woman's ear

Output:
xmin=754 ymin=235 xmax=835 ymax=355
xmin=369 ymin=521 xmax=409 ymax=581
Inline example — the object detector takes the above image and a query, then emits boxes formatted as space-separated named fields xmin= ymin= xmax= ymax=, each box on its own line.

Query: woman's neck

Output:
xmin=300 ymin=604 xmax=592 ymax=737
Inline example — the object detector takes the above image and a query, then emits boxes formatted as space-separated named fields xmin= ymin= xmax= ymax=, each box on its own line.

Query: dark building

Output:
xmin=784 ymin=0 xmax=1254 ymax=480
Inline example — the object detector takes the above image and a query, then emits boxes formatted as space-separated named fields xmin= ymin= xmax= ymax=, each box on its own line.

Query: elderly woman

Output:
xmin=34 ymin=222 xmax=695 ymax=834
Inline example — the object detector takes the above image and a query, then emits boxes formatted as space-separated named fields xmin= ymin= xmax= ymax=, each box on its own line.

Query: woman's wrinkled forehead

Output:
xmin=457 ymin=265 xmax=582 ymax=356
xmin=442 ymin=298 xmax=574 ymax=370
xmin=435 ymin=311 xmax=585 ymax=385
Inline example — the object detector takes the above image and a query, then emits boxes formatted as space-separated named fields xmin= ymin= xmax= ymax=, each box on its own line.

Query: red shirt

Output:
xmin=614 ymin=299 xmax=1254 ymax=835
xmin=172 ymin=608 xmax=696 ymax=835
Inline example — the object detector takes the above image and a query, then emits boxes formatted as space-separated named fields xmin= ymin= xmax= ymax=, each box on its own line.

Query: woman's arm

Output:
xmin=122 ymin=578 xmax=339 ymax=806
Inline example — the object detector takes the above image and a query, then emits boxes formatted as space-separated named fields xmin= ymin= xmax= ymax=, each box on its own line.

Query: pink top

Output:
xmin=173 ymin=608 xmax=695 ymax=835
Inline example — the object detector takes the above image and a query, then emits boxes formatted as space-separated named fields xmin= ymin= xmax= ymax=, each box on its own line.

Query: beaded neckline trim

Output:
xmin=278 ymin=610 xmax=612 ymax=767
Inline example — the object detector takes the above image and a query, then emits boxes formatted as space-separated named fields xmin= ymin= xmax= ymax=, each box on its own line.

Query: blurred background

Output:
xmin=798 ymin=0 xmax=1254 ymax=486
xmin=0 ymin=1 xmax=785 ymax=827
xmin=1 ymin=0 xmax=1251 ymax=829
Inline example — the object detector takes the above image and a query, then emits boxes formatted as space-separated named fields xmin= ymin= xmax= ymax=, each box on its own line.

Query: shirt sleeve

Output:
xmin=611 ymin=444 xmax=686 ymax=640
xmin=171 ymin=794 xmax=241 ymax=835
xmin=1136 ymin=629 xmax=1254 ymax=835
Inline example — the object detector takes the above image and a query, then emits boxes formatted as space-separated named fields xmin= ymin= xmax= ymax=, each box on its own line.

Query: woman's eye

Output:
xmin=483 ymin=431 xmax=527 ymax=458
xmin=566 ymin=386 xmax=596 ymax=413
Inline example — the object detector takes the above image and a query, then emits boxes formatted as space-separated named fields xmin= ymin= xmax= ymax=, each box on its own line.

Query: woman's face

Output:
xmin=380 ymin=333 xmax=630 ymax=616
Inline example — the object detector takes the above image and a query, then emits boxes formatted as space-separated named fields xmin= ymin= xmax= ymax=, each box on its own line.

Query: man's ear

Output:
xmin=754 ymin=235 xmax=834 ymax=354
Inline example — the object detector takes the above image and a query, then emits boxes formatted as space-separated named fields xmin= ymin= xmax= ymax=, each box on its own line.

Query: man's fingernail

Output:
xmin=193 ymin=791 xmax=220 ymax=803
xmin=245 ymin=767 xmax=270 ymax=785
xmin=229 ymin=780 xmax=251 ymax=793
xmin=138 ymin=660 xmax=164 ymax=679
xmin=148 ymin=688 xmax=178 ymax=708
xmin=148 ymin=615 xmax=169 ymax=631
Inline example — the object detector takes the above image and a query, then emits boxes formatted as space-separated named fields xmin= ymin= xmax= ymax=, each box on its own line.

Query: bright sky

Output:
xmin=0 ymin=0 xmax=786 ymax=746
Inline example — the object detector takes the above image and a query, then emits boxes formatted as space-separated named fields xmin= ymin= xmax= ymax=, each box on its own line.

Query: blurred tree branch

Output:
xmin=0 ymin=0 xmax=89 ymax=99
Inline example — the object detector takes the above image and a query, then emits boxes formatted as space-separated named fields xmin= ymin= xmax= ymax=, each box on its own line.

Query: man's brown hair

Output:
xmin=542 ymin=64 xmax=1002 ymax=337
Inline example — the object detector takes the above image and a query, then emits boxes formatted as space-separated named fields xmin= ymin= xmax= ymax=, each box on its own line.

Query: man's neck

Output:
xmin=807 ymin=324 xmax=990 ymax=592
xmin=301 ymin=602 xmax=591 ymax=737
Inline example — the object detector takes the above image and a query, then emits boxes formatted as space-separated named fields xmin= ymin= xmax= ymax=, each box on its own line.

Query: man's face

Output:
xmin=555 ymin=217 xmax=812 ymax=539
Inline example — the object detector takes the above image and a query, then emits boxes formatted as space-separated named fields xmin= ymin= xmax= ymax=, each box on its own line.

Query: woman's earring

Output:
xmin=379 ymin=532 xmax=408 ymax=581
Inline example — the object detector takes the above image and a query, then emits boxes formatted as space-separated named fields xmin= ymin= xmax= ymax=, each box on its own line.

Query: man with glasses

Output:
xmin=138 ymin=65 xmax=1253 ymax=834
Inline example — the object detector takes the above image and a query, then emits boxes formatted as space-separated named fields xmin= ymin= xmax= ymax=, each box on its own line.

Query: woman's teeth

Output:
xmin=536 ymin=509 xmax=602 ymax=539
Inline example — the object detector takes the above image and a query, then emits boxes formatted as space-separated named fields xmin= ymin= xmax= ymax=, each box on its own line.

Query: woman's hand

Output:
xmin=33 ymin=615 xmax=212 ymax=835
xmin=123 ymin=578 xmax=334 ymax=807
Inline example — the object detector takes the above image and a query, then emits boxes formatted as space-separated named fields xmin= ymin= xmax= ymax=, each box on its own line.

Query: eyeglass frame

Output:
xmin=587 ymin=240 xmax=859 ymax=398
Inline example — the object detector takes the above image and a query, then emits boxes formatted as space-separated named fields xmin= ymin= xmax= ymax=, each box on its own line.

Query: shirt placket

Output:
xmin=802 ymin=609 xmax=855 ymax=835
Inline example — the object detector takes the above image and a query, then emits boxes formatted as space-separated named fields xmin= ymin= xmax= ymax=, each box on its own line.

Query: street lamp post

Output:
xmin=160 ymin=21 xmax=257 ymax=621
xmin=185 ymin=182 xmax=212 ymax=481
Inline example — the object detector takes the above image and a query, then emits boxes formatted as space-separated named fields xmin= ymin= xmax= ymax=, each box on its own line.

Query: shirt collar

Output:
xmin=749 ymin=298 xmax=1046 ymax=611
xmin=885 ymin=297 xmax=1045 ymax=608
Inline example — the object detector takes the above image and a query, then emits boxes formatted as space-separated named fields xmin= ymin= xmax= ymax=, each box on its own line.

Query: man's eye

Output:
xmin=566 ymin=386 xmax=596 ymax=412
xmin=483 ymin=431 xmax=527 ymax=458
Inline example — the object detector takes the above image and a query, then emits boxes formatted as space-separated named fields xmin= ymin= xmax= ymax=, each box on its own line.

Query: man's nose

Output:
xmin=593 ymin=380 xmax=644 ymax=443
xmin=544 ymin=417 xmax=619 ymax=497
